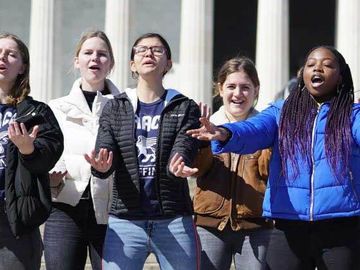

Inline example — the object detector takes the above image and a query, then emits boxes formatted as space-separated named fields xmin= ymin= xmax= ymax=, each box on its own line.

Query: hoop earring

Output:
xmin=301 ymin=86 xmax=306 ymax=92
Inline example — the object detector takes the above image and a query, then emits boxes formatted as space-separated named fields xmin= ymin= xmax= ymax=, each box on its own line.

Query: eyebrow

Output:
xmin=82 ymin=49 xmax=109 ymax=53
xmin=307 ymin=57 xmax=334 ymax=61
xmin=0 ymin=48 xmax=18 ymax=53
xmin=224 ymin=82 xmax=252 ymax=86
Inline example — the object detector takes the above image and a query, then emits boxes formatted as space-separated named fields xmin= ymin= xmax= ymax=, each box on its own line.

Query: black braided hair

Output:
xmin=279 ymin=46 xmax=354 ymax=181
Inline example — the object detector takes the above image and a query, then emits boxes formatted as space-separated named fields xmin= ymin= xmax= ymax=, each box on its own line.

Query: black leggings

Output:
xmin=266 ymin=217 xmax=360 ymax=270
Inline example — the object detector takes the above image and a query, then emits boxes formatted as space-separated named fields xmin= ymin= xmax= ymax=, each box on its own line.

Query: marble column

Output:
xmin=336 ymin=0 xmax=360 ymax=101
xmin=105 ymin=0 xmax=130 ymax=90
xmin=29 ymin=0 xmax=55 ymax=102
xmin=179 ymin=0 xmax=213 ymax=106
xmin=256 ymin=0 xmax=289 ymax=110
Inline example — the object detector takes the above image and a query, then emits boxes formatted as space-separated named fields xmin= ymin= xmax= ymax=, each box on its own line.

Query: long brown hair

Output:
xmin=0 ymin=33 xmax=30 ymax=105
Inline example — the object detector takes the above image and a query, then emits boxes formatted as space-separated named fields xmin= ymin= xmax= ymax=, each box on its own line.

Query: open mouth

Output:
xmin=231 ymin=100 xmax=245 ymax=105
xmin=311 ymin=74 xmax=324 ymax=87
xmin=143 ymin=60 xmax=155 ymax=65
xmin=0 ymin=64 xmax=7 ymax=71
xmin=89 ymin=66 xmax=100 ymax=71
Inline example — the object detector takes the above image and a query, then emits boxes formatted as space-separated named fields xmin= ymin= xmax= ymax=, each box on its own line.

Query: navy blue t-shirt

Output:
xmin=0 ymin=105 xmax=17 ymax=200
xmin=135 ymin=96 xmax=165 ymax=217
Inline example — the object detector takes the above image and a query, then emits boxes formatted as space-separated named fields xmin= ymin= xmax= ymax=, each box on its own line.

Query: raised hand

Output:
xmin=8 ymin=122 xmax=38 ymax=154
xmin=84 ymin=148 xmax=113 ymax=173
xmin=186 ymin=117 xmax=230 ymax=142
xmin=169 ymin=152 xmax=198 ymax=178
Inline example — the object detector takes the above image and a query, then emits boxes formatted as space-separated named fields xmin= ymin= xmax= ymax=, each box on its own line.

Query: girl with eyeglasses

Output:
xmin=0 ymin=33 xmax=63 ymax=270
xmin=85 ymin=32 xmax=202 ymax=270
xmin=44 ymin=30 xmax=120 ymax=270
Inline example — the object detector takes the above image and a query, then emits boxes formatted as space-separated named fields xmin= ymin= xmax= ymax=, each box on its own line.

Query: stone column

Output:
xmin=105 ymin=0 xmax=130 ymax=90
xmin=179 ymin=0 xmax=213 ymax=106
xmin=336 ymin=0 xmax=360 ymax=101
xmin=256 ymin=0 xmax=289 ymax=110
xmin=29 ymin=0 xmax=55 ymax=102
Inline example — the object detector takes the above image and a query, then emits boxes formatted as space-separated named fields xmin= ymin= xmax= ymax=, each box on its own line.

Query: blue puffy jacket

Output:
xmin=212 ymin=100 xmax=360 ymax=221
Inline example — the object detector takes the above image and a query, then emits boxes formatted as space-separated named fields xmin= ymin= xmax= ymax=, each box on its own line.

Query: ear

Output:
xmin=74 ymin=57 xmax=80 ymax=69
xmin=162 ymin=60 xmax=173 ymax=77
xmin=218 ymin=83 xmax=224 ymax=97
xmin=165 ymin=60 xmax=172 ymax=73
xmin=130 ymin=60 xmax=137 ymax=73
xmin=254 ymin=85 xmax=260 ymax=99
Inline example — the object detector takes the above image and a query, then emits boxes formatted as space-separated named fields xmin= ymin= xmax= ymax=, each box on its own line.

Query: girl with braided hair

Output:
xmin=187 ymin=46 xmax=360 ymax=269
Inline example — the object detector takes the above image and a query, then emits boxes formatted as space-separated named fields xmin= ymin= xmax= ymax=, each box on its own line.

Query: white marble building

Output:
xmin=0 ymin=0 xmax=359 ymax=110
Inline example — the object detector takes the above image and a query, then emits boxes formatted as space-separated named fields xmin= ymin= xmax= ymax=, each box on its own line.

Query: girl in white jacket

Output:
xmin=44 ymin=30 xmax=120 ymax=270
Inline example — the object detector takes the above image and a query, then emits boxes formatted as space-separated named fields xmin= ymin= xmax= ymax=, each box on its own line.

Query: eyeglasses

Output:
xmin=133 ymin=45 xmax=166 ymax=56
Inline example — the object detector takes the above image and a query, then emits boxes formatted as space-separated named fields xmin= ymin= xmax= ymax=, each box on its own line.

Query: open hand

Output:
xmin=49 ymin=171 xmax=67 ymax=187
xmin=8 ymin=122 xmax=38 ymax=154
xmin=169 ymin=153 xmax=198 ymax=178
xmin=186 ymin=117 xmax=230 ymax=142
xmin=84 ymin=148 xmax=113 ymax=173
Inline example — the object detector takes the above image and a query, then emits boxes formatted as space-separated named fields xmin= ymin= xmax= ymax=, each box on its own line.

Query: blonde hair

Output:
xmin=74 ymin=30 xmax=115 ymax=71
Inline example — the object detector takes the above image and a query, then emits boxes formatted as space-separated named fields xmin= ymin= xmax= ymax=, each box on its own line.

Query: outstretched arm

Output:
xmin=186 ymin=117 xmax=231 ymax=142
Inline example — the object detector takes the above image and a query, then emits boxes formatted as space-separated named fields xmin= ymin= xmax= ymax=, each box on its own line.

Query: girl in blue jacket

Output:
xmin=187 ymin=46 xmax=360 ymax=269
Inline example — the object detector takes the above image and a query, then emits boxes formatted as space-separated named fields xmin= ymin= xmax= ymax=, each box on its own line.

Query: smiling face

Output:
xmin=74 ymin=37 xmax=112 ymax=91
xmin=303 ymin=47 xmax=341 ymax=103
xmin=219 ymin=70 xmax=259 ymax=121
xmin=0 ymin=38 xmax=25 ymax=92
xmin=130 ymin=37 xmax=172 ymax=80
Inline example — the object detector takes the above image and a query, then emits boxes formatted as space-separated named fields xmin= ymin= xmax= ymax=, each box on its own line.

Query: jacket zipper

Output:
xmin=13 ymin=107 xmax=37 ymax=121
xmin=155 ymin=96 xmax=187 ymax=215
xmin=129 ymin=101 xmax=143 ymax=212
xmin=155 ymin=113 xmax=164 ymax=215
xmin=309 ymin=107 xmax=320 ymax=221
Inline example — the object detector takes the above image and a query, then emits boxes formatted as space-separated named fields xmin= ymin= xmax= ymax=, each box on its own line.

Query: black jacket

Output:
xmin=5 ymin=97 xmax=63 ymax=236
xmin=92 ymin=89 xmax=201 ymax=218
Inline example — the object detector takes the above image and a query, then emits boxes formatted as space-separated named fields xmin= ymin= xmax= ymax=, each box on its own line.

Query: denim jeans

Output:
xmin=43 ymin=199 xmax=107 ymax=270
xmin=266 ymin=218 xmax=360 ymax=270
xmin=0 ymin=201 xmax=42 ymax=270
xmin=103 ymin=215 xmax=200 ymax=270
xmin=196 ymin=225 xmax=271 ymax=270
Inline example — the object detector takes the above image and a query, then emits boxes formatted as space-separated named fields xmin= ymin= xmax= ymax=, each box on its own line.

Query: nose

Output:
xmin=0 ymin=51 xmax=5 ymax=61
xmin=91 ymin=52 xmax=99 ymax=62
xmin=144 ymin=47 xmax=154 ymax=57
xmin=313 ymin=62 xmax=323 ymax=72
xmin=234 ymin=86 xmax=243 ymax=96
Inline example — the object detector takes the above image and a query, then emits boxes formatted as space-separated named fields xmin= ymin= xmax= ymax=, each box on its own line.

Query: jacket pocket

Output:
xmin=193 ymin=186 xmax=226 ymax=215
xmin=193 ymin=156 xmax=230 ymax=215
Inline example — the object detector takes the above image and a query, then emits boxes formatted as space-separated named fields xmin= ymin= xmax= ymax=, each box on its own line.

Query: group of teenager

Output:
xmin=0 ymin=29 xmax=359 ymax=270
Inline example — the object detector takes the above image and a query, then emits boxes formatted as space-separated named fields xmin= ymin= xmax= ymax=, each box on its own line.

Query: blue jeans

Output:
xmin=0 ymin=201 xmax=42 ymax=270
xmin=103 ymin=215 xmax=200 ymax=270
xmin=43 ymin=199 xmax=107 ymax=270
xmin=197 ymin=225 xmax=271 ymax=270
